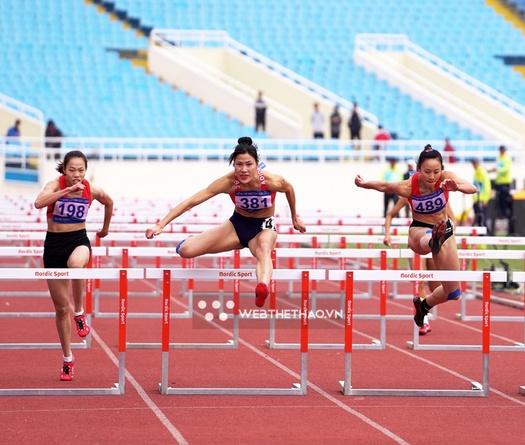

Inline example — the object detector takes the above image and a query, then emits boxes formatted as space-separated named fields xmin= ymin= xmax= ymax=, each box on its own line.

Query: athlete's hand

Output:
xmin=145 ymin=224 xmax=162 ymax=239
xmin=354 ymin=175 xmax=366 ymax=188
xmin=383 ymin=235 xmax=391 ymax=246
xmin=293 ymin=217 xmax=306 ymax=233
xmin=440 ymin=178 xmax=459 ymax=192
xmin=96 ymin=228 xmax=109 ymax=238
xmin=68 ymin=182 xmax=85 ymax=193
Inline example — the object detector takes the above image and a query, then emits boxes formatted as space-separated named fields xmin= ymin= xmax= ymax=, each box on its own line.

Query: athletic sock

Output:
xmin=74 ymin=309 xmax=84 ymax=317
xmin=421 ymin=299 xmax=433 ymax=312
xmin=63 ymin=355 xmax=73 ymax=363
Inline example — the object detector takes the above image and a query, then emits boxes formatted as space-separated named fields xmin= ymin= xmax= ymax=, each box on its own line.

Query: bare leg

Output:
xmin=408 ymin=226 xmax=432 ymax=255
xmin=177 ymin=221 xmax=243 ymax=257
xmin=425 ymin=235 xmax=460 ymax=307
xmin=48 ymin=279 xmax=73 ymax=358
xmin=249 ymin=229 xmax=278 ymax=307
xmin=249 ymin=229 xmax=278 ymax=285
xmin=67 ymin=245 xmax=91 ymax=314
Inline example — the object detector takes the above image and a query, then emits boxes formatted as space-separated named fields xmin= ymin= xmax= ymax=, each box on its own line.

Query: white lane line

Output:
xmin=90 ymin=328 xmax=189 ymax=445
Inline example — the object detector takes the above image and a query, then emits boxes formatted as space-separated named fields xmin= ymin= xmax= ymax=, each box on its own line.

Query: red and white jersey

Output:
xmin=229 ymin=169 xmax=276 ymax=214
xmin=46 ymin=176 xmax=92 ymax=224
xmin=408 ymin=172 xmax=449 ymax=216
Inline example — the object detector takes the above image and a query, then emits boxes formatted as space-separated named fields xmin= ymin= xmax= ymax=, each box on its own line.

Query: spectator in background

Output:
xmin=443 ymin=138 xmax=456 ymax=163
xmin=381 ymin=157 xmax=403 ymax=217
xmin=372 ymin=124 xmax=391 ymax=152
xmin=254 ymin=91 xmax=267 ymax=133
xmin=311 ymin=102 xmax=325 ymax=139
xmin=491 ymin=145 xmax=513 ymax=219
xmin=5 ymin=119 xmax=21 ymax=144
xmin=329 ymin=105 xmax=342 ymax=139
xmin=348 ymin=102 xmax=362 ymax=143
xmin=45 ymin=119 xmax=64 ymax=160
xmin=471 ymin=158 xmax=491 ymax=228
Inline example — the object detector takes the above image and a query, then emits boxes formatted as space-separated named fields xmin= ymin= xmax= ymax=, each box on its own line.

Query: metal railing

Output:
xmin=151 ymin=29 xmax=379 ymax=125
xmin=355 ymin=34 xmax=525 ymax=118
xmin=1 ymin=137 xmax=521 ymax=164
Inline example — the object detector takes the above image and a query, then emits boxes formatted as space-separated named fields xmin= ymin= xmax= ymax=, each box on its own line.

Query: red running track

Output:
xmin=1 ymin=261 xmax=525 ymax=445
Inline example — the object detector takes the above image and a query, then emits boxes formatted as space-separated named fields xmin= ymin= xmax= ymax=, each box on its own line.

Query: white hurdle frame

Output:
xmin=102 ymin=247 xmax=190 ymax=320
xmin=454 ymin=249 xmax=525 ymax=322
xmin=0 ymin=247 xmax=106 ymax=350
xmin=265 ymin=249 xmax=400 ymax=351
xmin=147 ymin=268 xmax=324 ymax=395
xmin=0 ymin=268 xmax=143 ymax=396
xmin=407 ymin=251 xmax=525 ymax=352
xmin=328 ymin=269 xmax=506 ymax=397
xmin=505 ymin=271 xmax=525 ymax=395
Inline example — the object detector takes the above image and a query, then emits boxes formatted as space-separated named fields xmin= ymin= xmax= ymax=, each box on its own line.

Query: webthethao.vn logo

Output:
xmin=195 ymin=298 xmax=343 ymax=325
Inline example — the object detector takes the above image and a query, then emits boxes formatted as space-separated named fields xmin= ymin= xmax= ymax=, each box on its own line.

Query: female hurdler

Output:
xmin=145 ymin=137 xmax=306 ymax=308
xmin=355 ymin=145 xmax=477 ymax=328
xmin=35 ymin=150 xmax=113 ymax=380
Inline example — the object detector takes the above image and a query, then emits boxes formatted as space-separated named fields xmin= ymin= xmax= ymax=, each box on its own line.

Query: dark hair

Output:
xmin=56 ymin=150 xmax=88 ymax=174
xmin=417 ymin=144 xmax=443 ymax=169
xmin=228 ymin=137 xmax=259 ymax=165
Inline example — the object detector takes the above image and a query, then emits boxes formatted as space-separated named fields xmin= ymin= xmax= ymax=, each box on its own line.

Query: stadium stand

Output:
xmin=0 ymin=0 xmax=524 ymax=142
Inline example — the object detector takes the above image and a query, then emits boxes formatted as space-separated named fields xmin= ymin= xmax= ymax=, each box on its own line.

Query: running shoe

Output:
xmin=419 ymin=323 xmax=431 ymax=335
xmin=255 ymin=282 xmax=269 ymax=308
xmin=429 ymin=219 xmax=447 ymax=255
xmin=60 ymin=359 xmax=74 ymax=381
xmin=74 ymin=312 xmax=90 ymax=337
xmin=413 ymin=297 xmax=428 ymax=328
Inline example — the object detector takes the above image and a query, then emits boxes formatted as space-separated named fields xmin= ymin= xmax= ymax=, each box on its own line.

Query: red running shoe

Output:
xmin=74 ymin=312 xmax=90 ymax=337
xmin=60 ymin=359 xmax=74 ymax=381
xmin=419 ymin=323 xmax=431 ymax=335
xmin=255 ymin=282 xmax=269 ymax=308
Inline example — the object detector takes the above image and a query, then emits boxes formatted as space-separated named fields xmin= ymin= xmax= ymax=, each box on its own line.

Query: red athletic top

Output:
xmin=408 ymin=173 xmax=449 ymax=216
xmin=229 ymin=169 xmax=276 ymax=214
xmin=46 ymin=176 xmax=92 ymax=224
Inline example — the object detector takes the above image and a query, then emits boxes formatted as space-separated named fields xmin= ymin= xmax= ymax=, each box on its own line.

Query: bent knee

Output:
xmin=67 ymin=258 xmax=88 ymax=268
xmin=447 ymin=288 xmax=461 ymax=300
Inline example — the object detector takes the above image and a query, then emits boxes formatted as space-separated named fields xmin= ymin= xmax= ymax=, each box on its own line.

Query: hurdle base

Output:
xmin=338 ymin=380 xmax=486 ymax=397
xmin=265 ymin=339 xmax=381 ymax=350
xmin=407 ymin=341 xmax=525 ymax=352
xmin=0 ymin=383 xmax=122 ymax=396
xmin=0 ymin=340 xmax=88 ymax=350
xmin=93 ymin=311 xmax=190 ymax=319
xmin=128 ymin=340 xmax=235 ymax=349
xmin=158 ymin=382 xmax=304 ymax=396
xmin=520 ymin=386 xmax=525 ymax=395
xmin=455 ymin=314 xmax=524 ymax=322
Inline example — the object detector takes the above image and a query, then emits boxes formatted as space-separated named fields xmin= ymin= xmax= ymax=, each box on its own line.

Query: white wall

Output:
xmin=13 ymin=157 xmax=484 ymax=219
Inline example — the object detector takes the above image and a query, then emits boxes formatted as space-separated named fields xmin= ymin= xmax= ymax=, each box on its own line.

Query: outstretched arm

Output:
xmin=145 ymin=175 xmax=231 ymax=239
xmin=355 ymin=175 xmax=411 ymax=198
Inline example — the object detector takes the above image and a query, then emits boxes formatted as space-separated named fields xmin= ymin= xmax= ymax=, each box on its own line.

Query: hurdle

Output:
xmin=454 ymin=249 xmax=525 ymax=322
xmin=329 ymin=269 xmax=506 ymax=397
xmin=502 ymin=271 xmax=525 ymax=395
xmin=0 ymin=246 xmax=107 ymax=299
xmin=265 ymin=249 xmax=401 ymax=350
xmin=98 ymin=246 xmax=190 ymax=320
xmin=0 ymin=247 xmax=106 ymax=350
xmin=407 ymin=252 xmax=524 ymax=352
xmin=150 ymin=268 xmax=322 ymax=395
xmin=0 ymin=268 xmax=143 ymax=396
